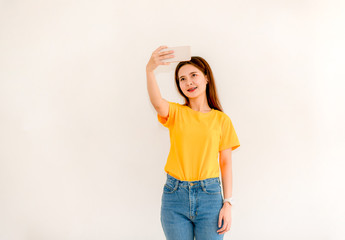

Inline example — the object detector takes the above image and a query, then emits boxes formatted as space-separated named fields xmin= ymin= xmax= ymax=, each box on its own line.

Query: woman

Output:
xmin=146 ymin=45 xmax=240 ymax=240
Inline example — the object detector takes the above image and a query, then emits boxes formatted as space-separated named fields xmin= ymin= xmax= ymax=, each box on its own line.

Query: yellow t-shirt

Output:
xmin=157 ymin=101 xmax=240 ymax=181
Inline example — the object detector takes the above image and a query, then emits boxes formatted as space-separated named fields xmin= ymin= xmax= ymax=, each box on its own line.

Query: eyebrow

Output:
xmin=179 ymin=72 xmax=198 ymax=79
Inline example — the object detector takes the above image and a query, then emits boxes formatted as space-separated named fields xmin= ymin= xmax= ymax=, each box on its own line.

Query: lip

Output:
xmin=187 ymin=87 xmax=197 ymax=92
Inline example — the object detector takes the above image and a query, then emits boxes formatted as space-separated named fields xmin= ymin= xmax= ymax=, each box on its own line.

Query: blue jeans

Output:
xmin=160 ymin=173 xmax=224 ymax=240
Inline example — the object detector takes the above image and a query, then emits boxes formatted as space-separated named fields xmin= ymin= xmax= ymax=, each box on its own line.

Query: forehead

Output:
xmin=178 ymin=64 xmax=202 ymax=76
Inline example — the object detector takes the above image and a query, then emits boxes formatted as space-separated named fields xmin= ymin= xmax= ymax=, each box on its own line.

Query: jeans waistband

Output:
xmin=166 ymin=173 xmax=220 ymax=188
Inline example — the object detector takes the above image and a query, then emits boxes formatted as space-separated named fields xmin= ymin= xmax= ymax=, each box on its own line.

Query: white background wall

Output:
xmin=1 ymin=0 xmax=344 ymax=239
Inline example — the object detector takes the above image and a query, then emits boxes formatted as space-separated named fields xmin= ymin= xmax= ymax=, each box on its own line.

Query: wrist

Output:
xmin=146 ymin=66 xmax=155 ymax=73
xmin=223 ymin=197 xmax=234 ymax=206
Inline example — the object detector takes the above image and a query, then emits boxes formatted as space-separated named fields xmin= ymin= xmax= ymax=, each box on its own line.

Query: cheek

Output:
xmin=196 ymin=78 xmax=204 ymax=84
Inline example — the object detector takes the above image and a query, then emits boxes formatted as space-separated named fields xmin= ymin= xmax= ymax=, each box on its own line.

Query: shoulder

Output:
xmin=214 ymin=111 xmax=234 ymax=128
xmin=168 ymin=101 xmax=186 ymax=110
xmin=214 ymin=109 xmax=230 ymax=120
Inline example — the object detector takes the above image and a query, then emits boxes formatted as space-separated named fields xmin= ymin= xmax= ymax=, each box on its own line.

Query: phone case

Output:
xmin=160 ymin=46 xmax=191 ymax=63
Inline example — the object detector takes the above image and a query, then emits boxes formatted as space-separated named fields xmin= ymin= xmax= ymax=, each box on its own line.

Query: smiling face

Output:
xmin=178 ymin=64 xmax=208 ymax=98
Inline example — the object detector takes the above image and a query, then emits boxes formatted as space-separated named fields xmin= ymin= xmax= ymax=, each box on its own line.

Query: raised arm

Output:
xmin=146 ymin=46 xmax=174 ymax=117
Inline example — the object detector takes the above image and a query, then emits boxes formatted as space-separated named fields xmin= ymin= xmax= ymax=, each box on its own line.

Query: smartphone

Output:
xmin=160 ymin=46 xmax=191 ymax=63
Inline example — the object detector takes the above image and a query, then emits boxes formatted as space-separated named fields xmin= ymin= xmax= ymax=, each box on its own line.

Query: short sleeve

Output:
xmin=157 ymin=101 xmax=178 ymax=128
xmin=219 ymin=115 xmax=240 ymax=151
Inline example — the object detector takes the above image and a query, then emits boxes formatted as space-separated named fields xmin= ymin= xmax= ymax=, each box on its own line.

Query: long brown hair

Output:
xmin=175 ymin=56 xmax=224 ymax=112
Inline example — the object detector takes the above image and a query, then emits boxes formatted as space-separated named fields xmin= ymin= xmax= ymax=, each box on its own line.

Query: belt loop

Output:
xmin=174 ymin=178 xmax=179 ymax=190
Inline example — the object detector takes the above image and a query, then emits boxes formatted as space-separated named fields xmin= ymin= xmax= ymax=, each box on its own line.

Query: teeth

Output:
xmin=188 ymin=87 xmax=197 ymax=91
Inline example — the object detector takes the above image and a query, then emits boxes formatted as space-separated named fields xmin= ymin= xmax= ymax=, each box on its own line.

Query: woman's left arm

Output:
xmin=217 ymin=147 xmax=233 ymax=235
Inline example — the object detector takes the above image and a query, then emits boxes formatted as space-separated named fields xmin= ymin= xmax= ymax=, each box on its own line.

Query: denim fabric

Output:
xmin=160 ymin=173 xmax=224 ymax=240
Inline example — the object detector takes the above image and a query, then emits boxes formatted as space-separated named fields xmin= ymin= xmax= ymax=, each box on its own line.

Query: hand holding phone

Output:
xmin=160 ymin=46 xmax=191 ymax=63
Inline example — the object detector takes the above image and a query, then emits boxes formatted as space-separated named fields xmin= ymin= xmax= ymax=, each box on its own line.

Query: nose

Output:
xmin=186 ymin=78 xmax=193 ymax=85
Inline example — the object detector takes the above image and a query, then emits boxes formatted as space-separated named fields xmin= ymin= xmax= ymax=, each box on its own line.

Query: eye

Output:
xmin=192 ymin=73 xmax=197 ymax=77
xmin=180 ymin=78 xmax=184 ymax=81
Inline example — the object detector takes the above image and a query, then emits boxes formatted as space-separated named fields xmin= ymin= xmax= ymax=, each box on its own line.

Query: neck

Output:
xmin=188 ymin=97 xmax=211 ymax=111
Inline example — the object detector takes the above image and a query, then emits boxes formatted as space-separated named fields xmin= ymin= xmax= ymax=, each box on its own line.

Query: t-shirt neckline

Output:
xmin=184 ymin=105 xmax=214 ymax=114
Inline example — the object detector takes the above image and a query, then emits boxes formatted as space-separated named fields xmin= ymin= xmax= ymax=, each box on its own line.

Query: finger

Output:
xmin=154 ymin=55 xmax=174 ymax=66
xmin=218 ymin=226 xmax=230 ymax=235
xmin=218 ymin=216 xmax=223 ymax=228
xmin=156 ymin=59 xmax=171 ymax=65
xmin=217 ymin=222 xmax=228 ymax=232
xmin=159 ymin=54 xmax=174 ymax=60
xmin=224 ymin=226 xmax=231 ymax=233
xmin=158 ymin=50 xmax=174 ymax=57
xmin=154 ymin=45 xmax=168 ymax=53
